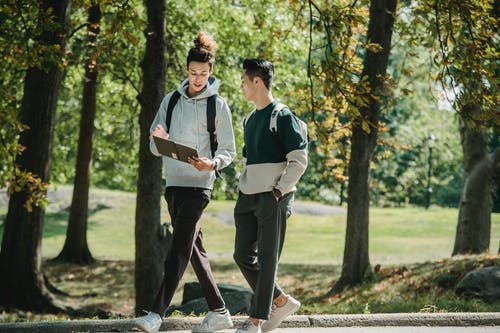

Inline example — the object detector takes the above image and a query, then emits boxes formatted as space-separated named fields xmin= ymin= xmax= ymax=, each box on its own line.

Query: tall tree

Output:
xmin=135 ymin=0 xmax=168 ymax=314
xmin=453 ymin=110 xmax=500 ymax=254
xmin=0 ymin=2 xmax=50 ymax=212
xmin=451 ymin=1 xmax=500 ymax=254
xmin=54 ymin=1 xmax=101 ymax=264
xmin=420 ymin=0 xmax=499 ymax=254
xmin=0 ymin=0 xmax=72 ymax=311
xmin=331 ymin=0 xmax=398 ymax=293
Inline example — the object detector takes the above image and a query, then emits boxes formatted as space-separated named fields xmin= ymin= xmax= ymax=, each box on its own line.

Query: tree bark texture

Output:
xmin=55 ymin=3 xmax=101 ymax=265
xmin=331 ymin=0 xmax=397 ymax=294
xmin=135 ymin=0 xmax=168 ymax=314
xmin=0 ymin=0 xmax=72 ymax=311
xmin=452 ymin=107 xmax=499 ymax=255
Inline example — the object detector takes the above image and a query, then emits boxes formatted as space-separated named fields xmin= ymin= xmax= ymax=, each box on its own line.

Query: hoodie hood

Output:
xmin=177 ymin=76 xmax=220 ymax=100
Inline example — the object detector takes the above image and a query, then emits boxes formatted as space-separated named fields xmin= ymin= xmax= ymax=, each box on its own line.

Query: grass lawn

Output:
xmin=0 ymin=186 xmax=499 ymax=320
xmin=29 ymin=187 xmax=500 ymax=265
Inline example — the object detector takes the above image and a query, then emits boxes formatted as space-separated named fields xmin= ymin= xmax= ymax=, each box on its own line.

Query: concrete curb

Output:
xmin=0 ymin=313 xmax=499 ymax=332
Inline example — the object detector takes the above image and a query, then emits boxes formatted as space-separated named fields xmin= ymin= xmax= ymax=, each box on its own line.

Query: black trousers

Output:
xmin=233 ymin=191 xmax=294 ymax=319
xmin=152 ymin=187 xmax=225 ymax=315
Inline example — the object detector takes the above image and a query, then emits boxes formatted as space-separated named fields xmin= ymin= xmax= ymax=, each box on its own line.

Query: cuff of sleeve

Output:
xmin=274 ymin=185 xmax=285 ymax=195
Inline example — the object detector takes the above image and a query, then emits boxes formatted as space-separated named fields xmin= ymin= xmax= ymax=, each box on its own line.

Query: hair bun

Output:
xmin=194 ymin=31 xmax=217 ymax=55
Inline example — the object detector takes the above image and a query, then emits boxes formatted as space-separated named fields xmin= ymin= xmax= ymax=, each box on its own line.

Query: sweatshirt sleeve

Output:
xmin=149 ymin=93 xmax=171 ymax=156
xmin=213 ymin=97 xmax=236 ymax=170
xmin=274 ymin=110 xmax=308 ymax=194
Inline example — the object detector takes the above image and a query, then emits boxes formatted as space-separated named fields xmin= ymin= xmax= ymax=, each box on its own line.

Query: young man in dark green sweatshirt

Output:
xmin=233 ymin=59 xmax=308 ymax=333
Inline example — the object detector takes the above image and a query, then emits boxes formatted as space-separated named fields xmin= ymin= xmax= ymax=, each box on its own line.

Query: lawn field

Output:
xmin=1 ymin=186 xmax=499 ymax=264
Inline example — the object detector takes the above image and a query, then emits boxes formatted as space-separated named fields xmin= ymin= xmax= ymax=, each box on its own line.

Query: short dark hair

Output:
xmin=243 ymin=58 xmax=274 ymax=90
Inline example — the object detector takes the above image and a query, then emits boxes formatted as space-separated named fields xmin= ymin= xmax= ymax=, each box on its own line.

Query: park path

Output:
xmin=170 ymin=327 xmax=500 ymax=333
xmin=1 ymin=313 xmax=500 ymax=333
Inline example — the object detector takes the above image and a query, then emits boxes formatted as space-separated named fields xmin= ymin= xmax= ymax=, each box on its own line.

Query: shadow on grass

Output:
xmin=44 ymin=203 xmax=111 ymax=238
xmin=43 ymin=211 xmax=70 ymax=238
xmin=2 ymin=255 xmax=499 ymax=321
xmin=0 ymin=204 xmax=111 ymax=240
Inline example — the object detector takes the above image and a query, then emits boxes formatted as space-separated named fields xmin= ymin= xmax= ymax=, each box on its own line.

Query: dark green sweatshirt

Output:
xmin=238 ymin=100 xmax=308 ymax=195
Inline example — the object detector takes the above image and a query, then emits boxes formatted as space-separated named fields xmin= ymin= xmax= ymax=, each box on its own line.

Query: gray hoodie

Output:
xmin=149 ymin=77 xmax=236 ymax=189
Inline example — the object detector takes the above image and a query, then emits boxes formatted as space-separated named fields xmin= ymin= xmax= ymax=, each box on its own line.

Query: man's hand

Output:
xmin=149 ymin=124 xmax=169 ymax=140
xmin=188 ymin=156 xmax=216 ymax=171
xmin=272 ymin=188 xmax=282 ymax=202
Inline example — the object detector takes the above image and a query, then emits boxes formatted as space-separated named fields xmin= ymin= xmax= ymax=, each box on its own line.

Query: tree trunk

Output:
xmin=135 ymin=0 xmax=168 ymax=314
xmin=0 ymin=0 xmax=72 ymax=312
xmin=54 ymin=3 xmax=101 ymax=265
xmin=330 ymin=0 xmax=397 ymax=294
xmin=452 ymin=107 xmax=500 ymax=255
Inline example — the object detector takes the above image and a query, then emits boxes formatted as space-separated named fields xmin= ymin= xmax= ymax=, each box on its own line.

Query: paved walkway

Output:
xmin=175 ymin=328 xmax=500 ymax=333
xmin=1 ymin=313 xmax=499 ymax=333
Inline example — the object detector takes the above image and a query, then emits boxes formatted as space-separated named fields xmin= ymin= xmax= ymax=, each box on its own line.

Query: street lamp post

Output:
xmin=425 ymin=134 xmax=435 ymax=209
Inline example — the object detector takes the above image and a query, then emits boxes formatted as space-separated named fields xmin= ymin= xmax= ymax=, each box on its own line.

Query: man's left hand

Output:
xmin=188 ymin=156 xmax=215 ymax=171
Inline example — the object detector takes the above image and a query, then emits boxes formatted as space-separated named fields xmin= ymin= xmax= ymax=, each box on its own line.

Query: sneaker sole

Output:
xmin=261 ymin=303 xmax=300 ymax=332
xmin=136 ymin=323 xmax=161 ymax=333
xmin=191 ymin=320 xmax=234 ymax=333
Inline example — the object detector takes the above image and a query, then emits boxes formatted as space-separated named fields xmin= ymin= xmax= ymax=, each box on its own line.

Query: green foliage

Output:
xmin=0 ymin=1 xmax=29 ymax=188
xmin=51 ymin=0 xmax=143 ymax=191
xmin=3 ymin=0 xmax=495 ymax=209
xmin=6 ymin=168 xmax=48 ymax=211
xmin=369 ymin=35 xmax=464 ymax=207
xmin=0 ymin=1 xmax=66 ymax=209
xmin=393 ymin=0 xmax=500 ymax=209
xmin=414 ymin=0 xmax=498 ymax=124
xmin=49 ymin=0 xmax=316 ymax=198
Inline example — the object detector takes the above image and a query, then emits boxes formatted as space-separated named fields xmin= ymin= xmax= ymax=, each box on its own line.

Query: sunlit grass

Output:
xmin=0 ymin=187 xmax=499 ymax=265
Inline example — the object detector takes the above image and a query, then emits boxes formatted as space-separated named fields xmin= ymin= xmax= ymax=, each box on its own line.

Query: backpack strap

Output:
xmin=206 ymin=94 xmax=222 ymax=178
xmin=206 ymin=94 xmax=217 ymax=158
xmin=269 ymin=103 xmax=287 ymax=133
xmin=270 ymin=103 xmax=287 ymax=151
xmin=165 ymin=90 xmax=181 ymax=133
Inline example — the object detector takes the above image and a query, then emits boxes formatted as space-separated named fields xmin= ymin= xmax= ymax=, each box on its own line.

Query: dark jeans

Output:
xmin=152 ymin=187 xmax=225 ymax=315
xmin=233 ymin=191 xmax=294 ymax=320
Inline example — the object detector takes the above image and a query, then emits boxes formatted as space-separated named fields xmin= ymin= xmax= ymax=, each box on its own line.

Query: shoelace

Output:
xmin=269 ymin=304 xmax=277 ymax=316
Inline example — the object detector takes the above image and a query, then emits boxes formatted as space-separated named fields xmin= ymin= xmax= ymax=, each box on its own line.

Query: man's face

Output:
xmin=187 ymin=61 xmax=212 ymax=97
xmin=240 ymin=71 xmax=256 ymax=102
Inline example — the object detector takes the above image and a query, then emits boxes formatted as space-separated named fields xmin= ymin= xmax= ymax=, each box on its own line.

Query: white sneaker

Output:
xmin=135 ymin=311 xmax=162 ymax=333
xmin=261 ymin=295 xmax=300 ymax=332
xmin=192 ymin=310 xmax=233 ymax=332
xmin=234 ymin=318 xmax=261 ymax=333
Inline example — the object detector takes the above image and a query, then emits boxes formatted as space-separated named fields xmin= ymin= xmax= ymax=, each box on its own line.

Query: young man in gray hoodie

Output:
xmin=135 ymin=32 xmax=236 ymax=333
xmin=233 ymin=59 xmax=308 ymax=333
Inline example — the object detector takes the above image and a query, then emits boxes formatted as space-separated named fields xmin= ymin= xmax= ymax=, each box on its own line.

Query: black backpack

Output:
xmin=165 ymin=90 xmax=221 ymax=178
